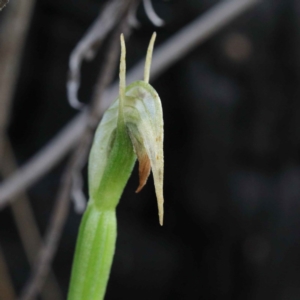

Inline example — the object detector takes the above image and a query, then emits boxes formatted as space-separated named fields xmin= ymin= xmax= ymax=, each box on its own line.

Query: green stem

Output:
xmin=67 ymin=124 xmax=136 ymax=300
xmin=67 ymin=206 xmax=116 ymax=300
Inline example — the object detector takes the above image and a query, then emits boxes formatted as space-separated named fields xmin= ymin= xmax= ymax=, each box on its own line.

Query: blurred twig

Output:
xmin=143 ymin=0 xmax=164 ymax=27
xmin=19 ymin=1 xmax=139 ymax=299
xmin=0 ymin=0 xmax=9 ymax=11
xmin=0 ymin=0 xmax=259 ymax=209
xmin=2 ymin=138 xmax=63 ymax=300
xmin=0 ymin=0 xmax=63 ymax=299
xmin=0 ymin=245 xmax=15 ymax=300
xmin=0 ymin=0 xmax=35 ymax=158
xmin=68 ymin=0 xmax=128 ymax=109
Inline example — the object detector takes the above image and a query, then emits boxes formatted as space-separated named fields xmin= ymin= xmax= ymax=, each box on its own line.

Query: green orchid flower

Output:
xmin=67 ymin=32 xmax=164 ymax=300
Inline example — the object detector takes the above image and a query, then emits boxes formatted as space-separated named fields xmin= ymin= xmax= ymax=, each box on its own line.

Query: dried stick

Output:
xmin=0 ymin=0 xmax=259 ymax=209
xmin=18 ymin=2 xmax=139 ymax=299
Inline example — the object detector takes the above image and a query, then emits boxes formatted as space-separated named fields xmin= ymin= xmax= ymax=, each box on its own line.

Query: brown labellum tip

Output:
xmin=135 ymin=152 xmax=151 ymax=193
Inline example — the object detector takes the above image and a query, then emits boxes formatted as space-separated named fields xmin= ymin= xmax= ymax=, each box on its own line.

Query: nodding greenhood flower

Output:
xmin=89 ymin=32 xmax=164 ymax=225
xmin=68 ymin=33 xmax=164 ymax=300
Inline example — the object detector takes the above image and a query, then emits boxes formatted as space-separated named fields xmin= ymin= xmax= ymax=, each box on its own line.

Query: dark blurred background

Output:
xmin=1 ymin=0 xmax=300 ymax=299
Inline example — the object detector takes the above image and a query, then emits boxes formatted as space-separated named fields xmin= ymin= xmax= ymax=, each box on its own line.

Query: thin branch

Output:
xmin=1 ymin=138 xmax=63 ymax=300
xmin=0 ymin=0 xmax=259 ymax=209
xmin=18 ymin=2 xmax=139 ymax=299
xmin=143 ymin=0 xmax=164 ymax=27
xmin=0 ymin=0 xmax=62 ymax=299
xmin=0 ymin=0 xmax=9 ymax=11
xmin=68 ymin=0 xmax=126 ymax=109
xmin=0 ymin=112 xmax=87 ymax=209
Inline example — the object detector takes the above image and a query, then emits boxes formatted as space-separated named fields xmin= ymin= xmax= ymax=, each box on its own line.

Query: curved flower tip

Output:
xmin=159 ymin=204 xmax=163 ymax=226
